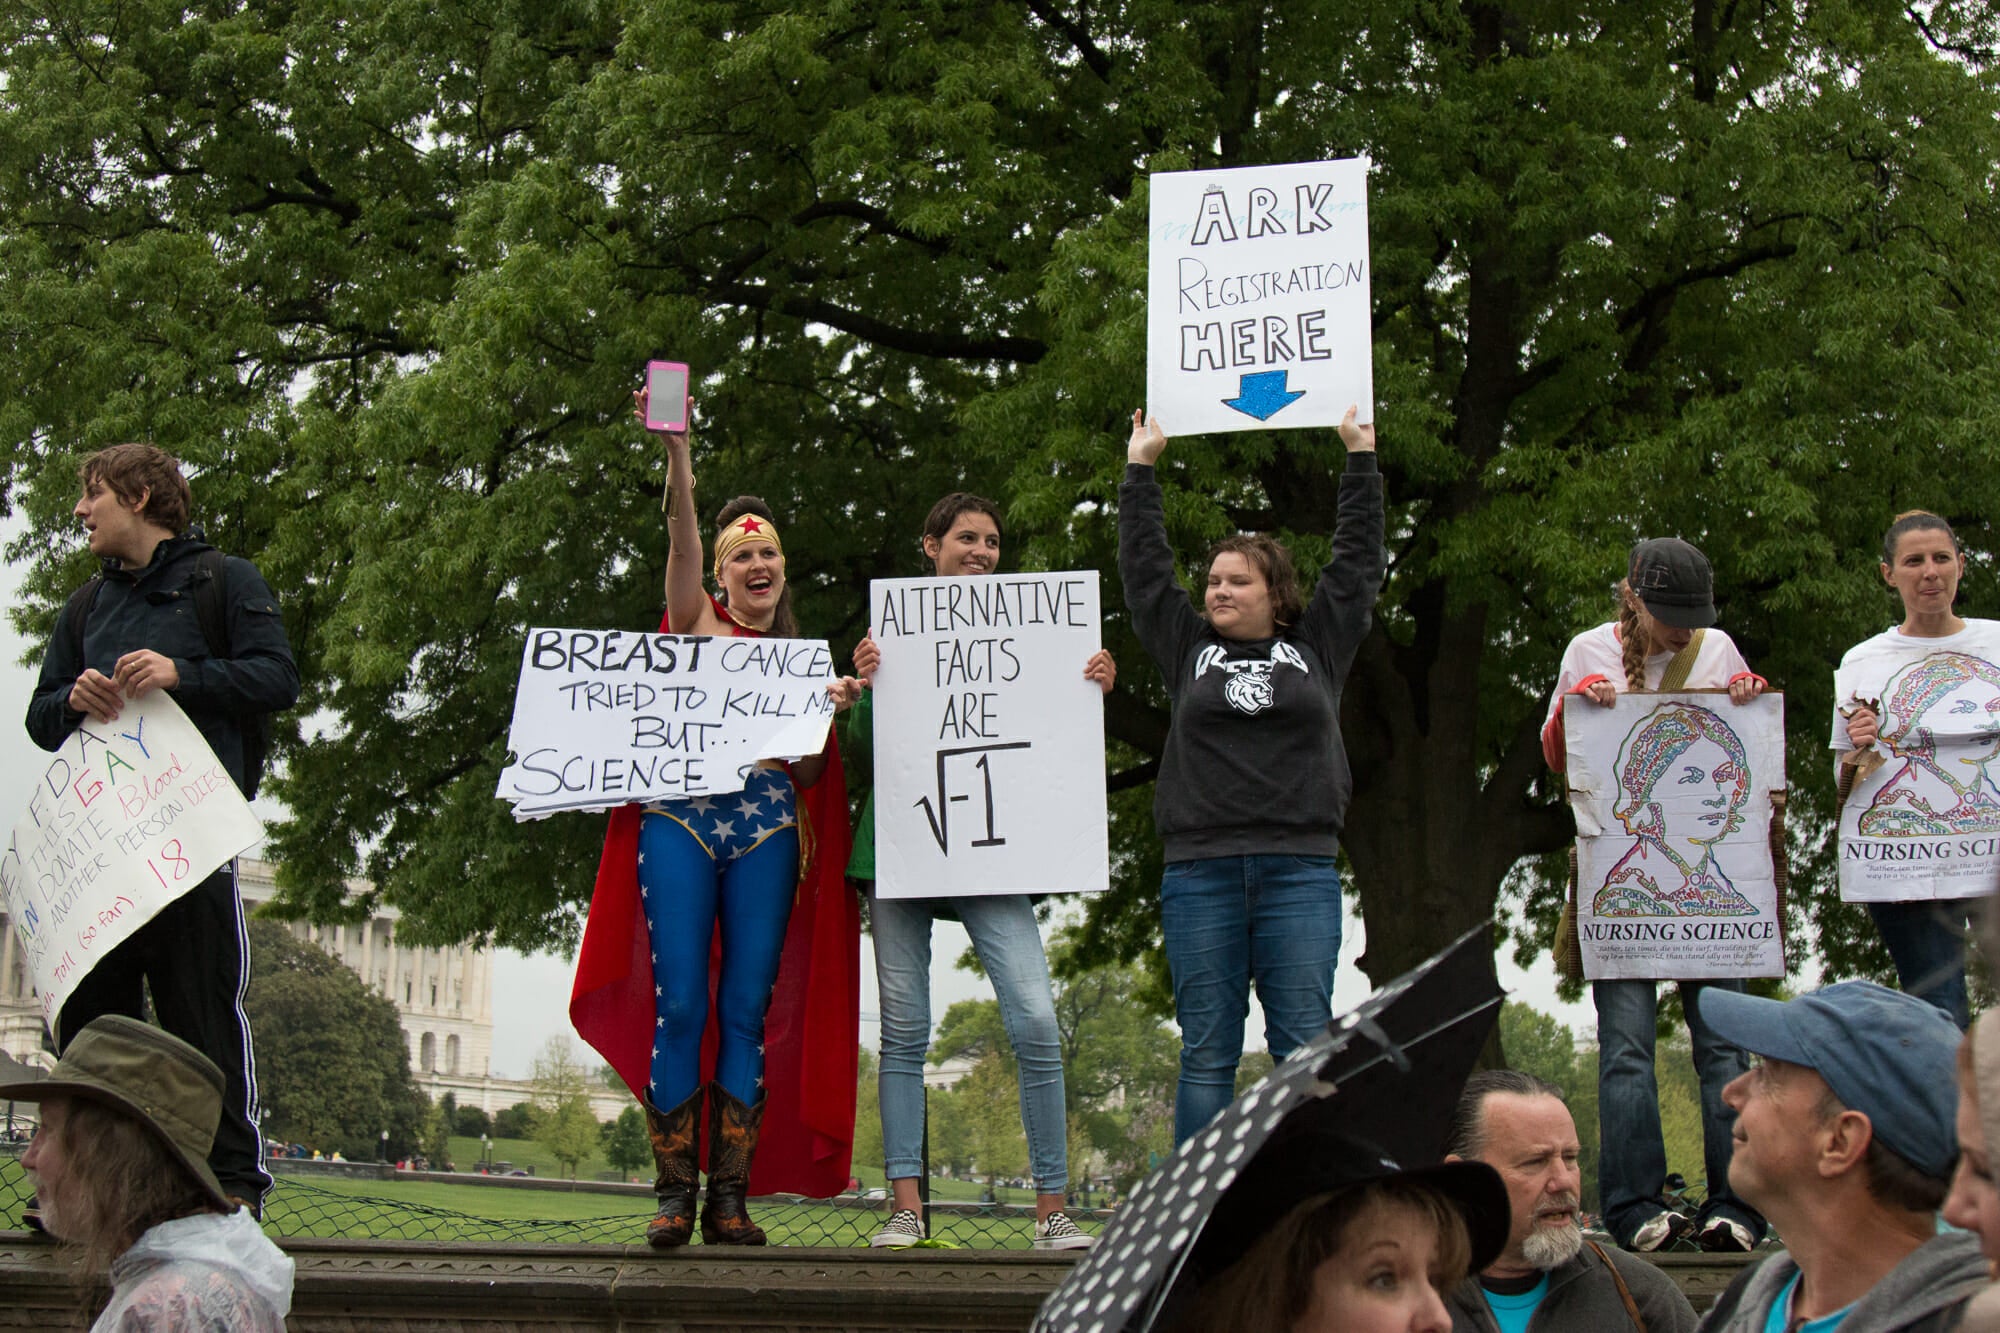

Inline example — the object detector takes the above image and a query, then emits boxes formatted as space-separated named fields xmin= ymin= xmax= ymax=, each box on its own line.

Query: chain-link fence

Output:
xmin=0 ymin=1157 xmax=1104 ymax=1249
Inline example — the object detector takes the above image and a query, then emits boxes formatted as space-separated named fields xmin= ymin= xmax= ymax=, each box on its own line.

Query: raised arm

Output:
xmin=1295 ymin=405 xmax=1386 ymax=674
xmin=1116 ymin=411 xmax=1202 ymax=673
xmin=637 ymin=385 xmax=713 ymax=636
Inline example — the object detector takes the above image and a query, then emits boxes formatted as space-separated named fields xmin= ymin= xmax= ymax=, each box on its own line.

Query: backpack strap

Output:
xmin=1584 ymin=1240 xmax=1647 ymax=1332
xmin=191 ymin=547 xmax=231 ymax=660
xmin=61 ymin=573 xmax=106 ymax=666
xmin=1656 ymin=627 xmax=1707 ymax=692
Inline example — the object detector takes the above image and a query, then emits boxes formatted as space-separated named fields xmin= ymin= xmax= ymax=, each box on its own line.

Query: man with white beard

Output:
xmin=1444 ymin=1071 xmax=1696 ymax=1333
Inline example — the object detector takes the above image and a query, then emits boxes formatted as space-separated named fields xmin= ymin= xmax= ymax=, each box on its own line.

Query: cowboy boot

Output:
xmin=643 ymin=1088 xmax=703 ymax=1249
xmin=699 ymin=1083 xmax=768 ymax=1245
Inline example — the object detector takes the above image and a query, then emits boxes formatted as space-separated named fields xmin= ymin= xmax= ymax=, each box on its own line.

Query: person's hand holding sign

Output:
xmin=1128 ymin=410 xmax=1168 ymax=465
xmin=1337 ymin=403 xmax=1375 ymax=454
xmin=113 ymin=649 xmax=180 ymax=701
xmin=66 ymin=667 xmax=123 ymax=723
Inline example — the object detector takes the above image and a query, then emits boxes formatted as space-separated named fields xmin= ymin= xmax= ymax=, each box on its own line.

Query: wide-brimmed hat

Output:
xmin=0 ymin=1015 xmax=231 ymax=1211
xmin=1629 ymin=538 xmax=1717 ymax=630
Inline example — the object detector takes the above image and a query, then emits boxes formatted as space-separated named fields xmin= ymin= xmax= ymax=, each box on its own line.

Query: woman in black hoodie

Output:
xmin=1118 ymin=406 xmax=1384 ymax=1144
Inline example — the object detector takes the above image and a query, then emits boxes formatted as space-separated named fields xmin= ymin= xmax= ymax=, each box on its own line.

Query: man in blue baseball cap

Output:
xmin=1695 ymin=981 xmax=1986 ymax=1333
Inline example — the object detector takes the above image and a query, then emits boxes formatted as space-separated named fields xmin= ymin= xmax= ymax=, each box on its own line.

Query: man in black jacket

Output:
xmin=25 ymin=443 xmax=299 ymax=1211
xmin=1444 ymin=1071 xmax=1696 ymax=1332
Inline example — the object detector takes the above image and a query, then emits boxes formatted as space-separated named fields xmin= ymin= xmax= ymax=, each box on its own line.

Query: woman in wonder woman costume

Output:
xmin=571 ymin=389 xmax=860 ymax=1248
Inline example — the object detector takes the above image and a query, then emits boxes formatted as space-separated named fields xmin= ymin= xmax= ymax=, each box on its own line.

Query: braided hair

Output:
xmin=1616 ymin=580 xmax=1650 ymax=691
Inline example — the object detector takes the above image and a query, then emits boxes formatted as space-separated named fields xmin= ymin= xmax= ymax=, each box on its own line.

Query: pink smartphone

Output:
xmin=643 ymin=360 xmax=690 ymax=432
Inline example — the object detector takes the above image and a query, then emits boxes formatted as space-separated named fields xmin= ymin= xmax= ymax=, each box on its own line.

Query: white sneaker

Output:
xmin=869 ymin=1208 xmax=927 ymax=1248
xmin=1627 ymin=1210 xmax=1694 ymax=1252
xmin=1032 ymin=1210 xmax=1095 ymax=1251
xmin=1697 ymin=1216 xmax=1755 ymax=1253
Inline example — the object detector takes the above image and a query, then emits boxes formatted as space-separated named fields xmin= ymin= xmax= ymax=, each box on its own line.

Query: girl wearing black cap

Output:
xmin=1541 ymin=538 xmax=1769 ymax=1258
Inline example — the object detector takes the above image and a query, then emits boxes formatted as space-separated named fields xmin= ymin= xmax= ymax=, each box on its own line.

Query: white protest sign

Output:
xmin=1565 ymin=693 xmax=1786 ymax=980
xmin=2 ymin=694 xmax=263 ymax=1031
xmin=1835 ymin=640 xmax=2000 ymax=902
xmin=1146 ymin=157 xmax=1372 ymax=436
xmin=496 ymin=628 xmax=837 ymax=818
xmin=871 ymin=573 xmax=1108 ymax=900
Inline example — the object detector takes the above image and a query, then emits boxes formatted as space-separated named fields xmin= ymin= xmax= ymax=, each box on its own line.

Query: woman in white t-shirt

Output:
xmin=1833 ymin=510 xmax=1992 ymax=1030
xmin=1542 ymin=538 xmax=1768 ymax=1257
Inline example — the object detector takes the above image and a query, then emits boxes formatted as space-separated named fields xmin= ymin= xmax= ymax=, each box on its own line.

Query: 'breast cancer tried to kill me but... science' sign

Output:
xmin=496 ymin=628 xmax=839 ymax=818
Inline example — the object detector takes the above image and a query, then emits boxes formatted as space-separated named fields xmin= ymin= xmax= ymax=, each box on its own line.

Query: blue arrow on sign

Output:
xmin=1222 ymin=370 xmax=1306 ymax=421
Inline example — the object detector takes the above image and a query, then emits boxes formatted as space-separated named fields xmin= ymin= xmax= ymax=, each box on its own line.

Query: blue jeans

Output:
xmin=1595 ymin=979 xmax=1764 ymax=1245
xmin=1867 ymin=900 xmax=1972 ymax=1029
xmin=1160 ymin=854 xmax=1341 ymax=1144
xmin=638 ymin=782 xmax=799 ymax=1108
xmin=871 ymin=890 xmax=1069 ymax=1193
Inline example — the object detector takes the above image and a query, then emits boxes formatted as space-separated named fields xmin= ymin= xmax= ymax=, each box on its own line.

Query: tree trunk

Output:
xmin=1338 ymin=594 xmax=1572 ymax=1064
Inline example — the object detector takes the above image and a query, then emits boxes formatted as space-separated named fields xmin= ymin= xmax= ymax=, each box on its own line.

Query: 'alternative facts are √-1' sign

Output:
xmin=2 ymin=693 xmax=263 ymax=1031
xmin=870 ymin=573 xmax=1108 ymax=900
xmin=496 ymin=628 xmax=838 ymax=819
xmin=1146 ymin=157 xmax=1372 ymax=436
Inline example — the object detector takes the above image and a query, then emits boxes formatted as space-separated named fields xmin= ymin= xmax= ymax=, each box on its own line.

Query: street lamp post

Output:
xmin=380 ymin=1129 xmax=390 ymax=1164
xmin=480 ymin=1133 xmax=491 ymax=1172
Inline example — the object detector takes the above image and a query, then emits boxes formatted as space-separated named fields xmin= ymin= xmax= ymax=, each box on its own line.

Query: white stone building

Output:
xmin=3 ymin=859 xmax=629 ymax=1121
xmin=234 ymin=858 xmax=496 ymax=1086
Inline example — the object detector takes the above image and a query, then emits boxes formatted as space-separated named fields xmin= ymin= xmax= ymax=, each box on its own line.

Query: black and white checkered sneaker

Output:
xmin=868 ymin=1208 xmax=927 ymax=1248
xmin=1032 ymin=1210 xmax=1095 ymax=1251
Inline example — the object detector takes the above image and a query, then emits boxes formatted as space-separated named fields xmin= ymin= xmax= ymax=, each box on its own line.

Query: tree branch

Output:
xmin=1021 ymin=0 xmax=1115 ymax=82
xmin=704 ymin=278 xmax=1047 ymax=363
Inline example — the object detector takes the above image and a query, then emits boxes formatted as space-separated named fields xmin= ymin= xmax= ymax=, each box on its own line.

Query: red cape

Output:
xmin=570 ymin=601 xmax=859 ymax=1197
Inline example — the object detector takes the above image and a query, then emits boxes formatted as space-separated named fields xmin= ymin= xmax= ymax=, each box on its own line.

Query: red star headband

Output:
xmin=712 ymin=512 xmax=784 ymax=583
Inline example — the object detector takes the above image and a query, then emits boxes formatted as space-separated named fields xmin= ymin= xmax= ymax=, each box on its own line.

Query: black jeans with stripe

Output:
xmin=56 ymin=861 xmax=270 ymax=1204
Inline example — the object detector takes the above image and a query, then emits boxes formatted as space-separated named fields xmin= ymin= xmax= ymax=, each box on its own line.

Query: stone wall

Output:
xmin=0 ymin=1233 xmax=1754 ymax=1332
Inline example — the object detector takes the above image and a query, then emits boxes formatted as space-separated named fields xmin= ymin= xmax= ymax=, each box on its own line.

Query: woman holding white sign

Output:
xmin=1833 ymin=510 xmax=1996 ymax=1031
xmin=846 ymin=491 xmax=1113 ymax=1250
xmin=1119 ymin=407 xmax=1382 ymax=1149
xmin=1541 ymin=537 xmax=1769 ymax=1257
xmin=571 ymin=394 xmax=857 ymax=1251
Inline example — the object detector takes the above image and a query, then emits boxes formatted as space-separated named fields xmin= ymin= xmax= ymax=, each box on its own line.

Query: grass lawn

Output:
xmin=3 ymin=1156 xmax=1093 ymax=1249
xmin=439 ymin=1136 xmax=1048 ymax=1205
xmin=444 ymin=1134 xmax=615 ymax=1180
xmin=259 ymin=1173 xmax=1076 ymax=1248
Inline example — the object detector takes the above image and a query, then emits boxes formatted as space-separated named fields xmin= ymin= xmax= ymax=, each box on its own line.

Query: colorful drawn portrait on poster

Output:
xmin=1566 ymin=692 xmax=1785 ymax=980
xmin=1857 ymin=652 xmax=2000 ymax=838
xmin=1593 ymin=701 xmax=1761 ymax=918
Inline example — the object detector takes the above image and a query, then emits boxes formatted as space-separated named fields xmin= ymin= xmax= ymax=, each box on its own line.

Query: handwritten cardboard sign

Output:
xmin=1147 ymin=157 xmax=1373 ymax=436
xmin=496 ymin=629 xmax=837 ymax=818
xmin=2 ymin=694 xmax=263 ymax=1030
xmin=1565 ymin=692 xmax=1786 ymax=980
xmin=870 ymin=573 xmax=1109 ymax=900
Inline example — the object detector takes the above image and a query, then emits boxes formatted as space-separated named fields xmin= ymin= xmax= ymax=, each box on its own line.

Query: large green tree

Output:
xmin=528 ymin=1034 xmax=602 ymax=1178
xmin=242 ymin=919 xmax=429 ymax=1160
xmin=5 ymin=2 xmax=1999 ymax=1009
xmin=931 ymin=938 xmax=1180 ymax=1190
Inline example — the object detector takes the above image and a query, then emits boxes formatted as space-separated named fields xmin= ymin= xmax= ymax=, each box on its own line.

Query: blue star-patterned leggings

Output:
xmin=638 ymin=767 xmax=799 ymax=1107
